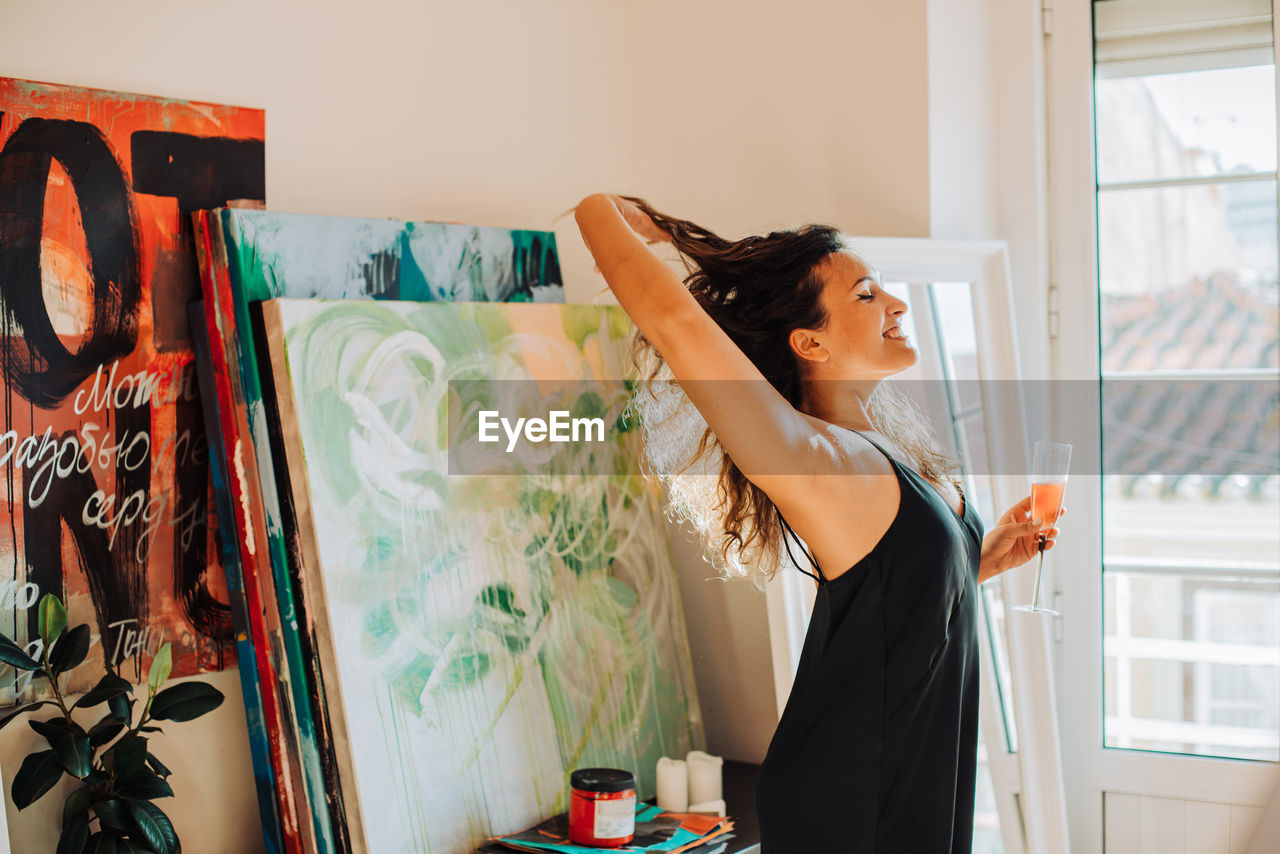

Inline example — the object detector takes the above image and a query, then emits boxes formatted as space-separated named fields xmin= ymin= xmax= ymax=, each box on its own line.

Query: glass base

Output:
xmin=1010 ymin=604 xmax=1060 ymax=615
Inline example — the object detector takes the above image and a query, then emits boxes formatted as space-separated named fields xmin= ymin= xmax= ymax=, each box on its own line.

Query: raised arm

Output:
xmin=574 ymin=193 xmax=822 ymax=486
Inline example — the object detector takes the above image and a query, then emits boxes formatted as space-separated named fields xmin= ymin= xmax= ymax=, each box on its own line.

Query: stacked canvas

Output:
xmin=1 ymin=73 xmax=705 ymax=854
xmin=192 ymin=209 xmax=564 ymax=852
xmin=195 ymin=212 xmax=703 ymax=853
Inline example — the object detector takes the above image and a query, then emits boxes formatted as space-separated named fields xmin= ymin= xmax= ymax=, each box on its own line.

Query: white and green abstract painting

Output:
xmin=260 ymin=300 xmax=703 ymax=854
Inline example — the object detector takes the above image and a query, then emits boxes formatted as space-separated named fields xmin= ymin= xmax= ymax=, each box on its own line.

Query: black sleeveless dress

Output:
xmin=755 ymin=431 xmax=985 ymax=853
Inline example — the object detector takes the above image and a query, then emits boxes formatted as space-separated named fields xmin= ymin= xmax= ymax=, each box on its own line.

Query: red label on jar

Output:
xmin=568 ymin=787 xmax=636 ymax=847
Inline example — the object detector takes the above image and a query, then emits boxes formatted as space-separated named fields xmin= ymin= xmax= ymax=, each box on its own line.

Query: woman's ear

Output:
xmin=789 ymin=328 xmax=828 ymax=363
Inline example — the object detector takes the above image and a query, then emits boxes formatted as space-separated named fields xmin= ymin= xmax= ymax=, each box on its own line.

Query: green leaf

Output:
xmin=104 ymin=735 xmax=147 ymax=781
xmin=146 ymin=643 xmax=172 ymax=695
xmin=87 ymin=830 xmax=119 ymax=854
xmin=38 ymin=594 xmax=68 ymax=649
xmin=115 ymin=838 xmax=145 ymax=854
xmin=108 ymin=692 xmax=133 ymax=723
xmin=29 ymin=717 xmax=71 ymax=738
xmin=30 ymin=719 xmax=91 ymax=778
xmin=94 ymin=799 xmax=133 ymax=833
xmin=0 ymin=700 xmax=53 ymax=730
xmin=57 ymin=810 xmax=90 ymax=854
xmin=115 ymin=773 xmax=173 ymax=800
xmin=75 ymin=673 xmax=134 ymax=709
xmin=89 ymin=717 xmax=126 ymax=748
xmin=132 ymin=801 xmax=177 ymax=854
xmin=12 ymin=749 xmax=65 ymax=809
xmin=126 ymin=798 xmax=170 ymax=854
xmin=50 ymin=625 xmax=91 ymax=674
xmin=144 ymin=753 xmax=171 ymax=780
xmin=148 ymin=682 xmax=224 ymax=722
xmin=0 ymin=634 xmax=43 ymax=671
xmin=63 ymin=784 xmax=94 ymax=829
xmin=46 ymin=723 xmax=92 ymax=779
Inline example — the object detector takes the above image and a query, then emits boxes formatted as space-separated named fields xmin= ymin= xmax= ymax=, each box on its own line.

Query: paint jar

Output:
xmin=568 ymin=768 xmax=636 ymax=847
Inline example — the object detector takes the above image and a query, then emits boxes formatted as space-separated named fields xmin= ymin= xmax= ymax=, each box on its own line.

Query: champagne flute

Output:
xmin=1012 ymin=441 xmax=1071 ymax=615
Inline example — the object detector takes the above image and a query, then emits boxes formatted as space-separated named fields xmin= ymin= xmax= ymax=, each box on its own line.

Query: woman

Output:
xmin=574 ymin=193 xmax=1061 ymax=853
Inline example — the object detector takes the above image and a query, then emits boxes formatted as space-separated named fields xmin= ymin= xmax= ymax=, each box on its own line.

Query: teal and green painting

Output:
xmin=261 ymin=300 xmax=703 ymax=854
xmin=223 ymin=208 xmax=563 ymax=303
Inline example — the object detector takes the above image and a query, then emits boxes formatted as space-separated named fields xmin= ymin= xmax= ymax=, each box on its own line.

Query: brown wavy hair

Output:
xmin=619 ymin=195 xmax=962 ymax=585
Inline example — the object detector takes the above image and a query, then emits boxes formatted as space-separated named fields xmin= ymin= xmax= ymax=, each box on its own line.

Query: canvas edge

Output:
xmin=259 ymin=298 xmax=370 ymax=854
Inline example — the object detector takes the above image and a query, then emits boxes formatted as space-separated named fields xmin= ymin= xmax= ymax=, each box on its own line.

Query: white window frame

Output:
xmin=764 ymin=236 xmax=1070 ymax=854
xmin=1048 ymin=1 xmax=1280 ymax=850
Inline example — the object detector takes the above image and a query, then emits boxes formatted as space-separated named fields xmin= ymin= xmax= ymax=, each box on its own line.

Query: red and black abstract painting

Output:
xmin=0 ymin=78 xmax=264 ymax=702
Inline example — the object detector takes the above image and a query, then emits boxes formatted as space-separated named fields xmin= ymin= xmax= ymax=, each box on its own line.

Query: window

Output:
xmin=1093 ymin=0 xmax=1280 ymax=762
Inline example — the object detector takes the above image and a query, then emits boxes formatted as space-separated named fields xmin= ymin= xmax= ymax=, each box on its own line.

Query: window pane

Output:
xmin=956 ymin=412 xmax=1016 ymax=753
xmin=958 ymin=416 xmax=996 ymax=520
xmin=1096 ymin=66 xmax=1278 ymax=184
xmin=1101 ymin=474 xmax=1280 ymax=568
xmin=982 ymin=581 xmax=1018 ymax=754
xmin=1103 ymin=570 xmax=1280 ymax=761
xmin=973 ymin=722 xmax=1005 ymax=854
xmin=1098 ymin=180 xmax=1278 ymax=372
xmin=1094 ymin=17 xmax=1280 ymax=763
xmin=930 ymin=282 xmax=983 ymax=411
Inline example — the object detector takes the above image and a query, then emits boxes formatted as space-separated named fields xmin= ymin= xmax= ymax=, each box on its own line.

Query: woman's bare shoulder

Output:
xmin=755 ymin=415 xmax=898 ymax=509
xmin=762 ymin=419 xmax=903 ymax=580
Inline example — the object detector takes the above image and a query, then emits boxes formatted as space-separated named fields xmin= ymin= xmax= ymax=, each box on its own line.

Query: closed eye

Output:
xmin=856 ymin=292 xmax=874 ymax=301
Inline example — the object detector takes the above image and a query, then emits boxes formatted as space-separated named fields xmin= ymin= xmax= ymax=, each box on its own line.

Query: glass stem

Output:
xmin=1030 ymin=534 xmax=1046 ymax=606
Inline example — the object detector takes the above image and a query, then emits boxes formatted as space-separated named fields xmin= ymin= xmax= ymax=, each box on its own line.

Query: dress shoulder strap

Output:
xmin=777 ymin=512 xmax=827 ymax=583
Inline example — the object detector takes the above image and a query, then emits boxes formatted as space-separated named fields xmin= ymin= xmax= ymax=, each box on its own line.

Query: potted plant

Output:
xmin=0 ymin=593 xmax=224 ymax=854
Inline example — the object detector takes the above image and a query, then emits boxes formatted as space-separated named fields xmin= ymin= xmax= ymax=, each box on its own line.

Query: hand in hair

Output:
xmin=573 ymin=192 xmax=829 ymax=488
xmin=614 ymin=195 xmax=673 ymax=245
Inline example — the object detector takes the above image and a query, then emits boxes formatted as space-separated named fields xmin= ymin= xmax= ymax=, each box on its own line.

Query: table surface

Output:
xmin=719 ymin=760 xmax=761 ymax=853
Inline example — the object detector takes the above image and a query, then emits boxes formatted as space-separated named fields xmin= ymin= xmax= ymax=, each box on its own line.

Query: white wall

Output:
xmin=619 ymin=0 xmax=932 ymax=763
xmin=621 ymin=0 xmax=931 ymax=239
xmin=929 ymin=0 xmax=1052 ymax=382
xmin=0 ymin=0 xmax=941 ymax=847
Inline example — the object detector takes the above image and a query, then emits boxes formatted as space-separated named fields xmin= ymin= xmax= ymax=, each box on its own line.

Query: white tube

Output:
xmin=686 ymin=750 xmax=723 ymax=805
xmin=656 ymin=756 xmax=689 ymax=812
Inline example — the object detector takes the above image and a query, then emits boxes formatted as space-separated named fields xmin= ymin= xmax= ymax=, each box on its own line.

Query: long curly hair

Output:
xmin=620 ymin=196 xmax=962 ymax=587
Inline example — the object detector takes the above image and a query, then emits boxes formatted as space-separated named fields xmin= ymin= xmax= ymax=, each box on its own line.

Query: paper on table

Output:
xmin=487 ymin=804 xmax=734 ymax=854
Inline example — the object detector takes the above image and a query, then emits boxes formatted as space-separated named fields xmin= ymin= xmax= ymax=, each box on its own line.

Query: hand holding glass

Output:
xmin=1012 ymin=441 xmax=1071 ymax=615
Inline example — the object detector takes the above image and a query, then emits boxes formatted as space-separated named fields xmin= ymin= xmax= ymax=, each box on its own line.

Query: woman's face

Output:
xmin=802 ymin=250 xmax=917 ymax=378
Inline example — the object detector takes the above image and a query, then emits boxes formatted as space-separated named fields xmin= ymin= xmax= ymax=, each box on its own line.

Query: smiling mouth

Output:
xmin=884 ymin=327 xmax=907 ymax=340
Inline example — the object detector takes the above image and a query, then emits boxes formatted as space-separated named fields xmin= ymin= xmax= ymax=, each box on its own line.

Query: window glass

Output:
xmin=1093 ymin=4 xmax=1279 ymax=762
xmin=1096 ymin=66 xmax=1278 ymax=183
xmin=1097 ymin=181 xmax=1278 ymax=372
xmin=973 ymin=723 xmax=1006 ymax=854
